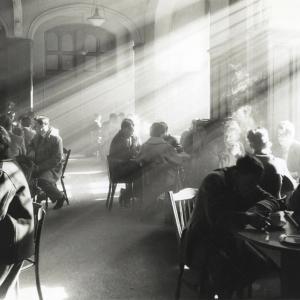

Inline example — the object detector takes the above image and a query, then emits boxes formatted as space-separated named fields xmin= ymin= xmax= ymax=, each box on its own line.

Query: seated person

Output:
xmin=137 ymin=122 xmax=189 ymax=212
xmin=247 ymin=128 xmax=296 ymax=198
xmin=186 ymin=155 xmax=280 ymax=298
xmin=0 ymin=126 xmax=34 ymax=298
xmin=28 ymin=116 xmax=65 ymax=209
xmin=0 ymin=114 xmax=26 ymax=158
xmin=273 ymin=120 xmax=300 ymax=181
xmin=20 ymin=115 xmax=36 ymax=152
xmin=109 ymin=118 xmax=141 ymax=205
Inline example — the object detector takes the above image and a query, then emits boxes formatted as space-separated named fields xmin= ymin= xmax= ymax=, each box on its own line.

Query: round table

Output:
xmin=237 ymin=215 xmax=300 ymax=298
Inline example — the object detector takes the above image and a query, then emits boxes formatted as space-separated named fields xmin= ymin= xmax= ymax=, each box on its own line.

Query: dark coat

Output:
xmin=186 ymin=167 xmax=280 ymax=286
xmin=137 ymin=137 xmax=184 ymax=200
xmin=109 ymin=130 xmax=140 ymax=161
xmin=29 ymin=128 xmax=63 ymax=183
xmin=0 ymin=159 xmax=34 ymax=264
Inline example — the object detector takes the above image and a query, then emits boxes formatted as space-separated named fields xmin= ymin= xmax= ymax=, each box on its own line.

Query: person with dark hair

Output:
xmin=109 ymin=118 xmax=141 ymax=206
xmin=247 ymin=127 xmax=295 ymax=198
xmin=20 ymin=115 xmax=36 ymax=152
xmin=137 ymin=122 xmax=189 ymax=214
xmin=185 ymin=154 xmax=280 ymax=298
xmin=0 ymin=114 xmax=26 ymax=158
xmin=0 ymin=126 xmax=34 ymax=298
xmin=28 ymin=116 xmax=65 ymax=209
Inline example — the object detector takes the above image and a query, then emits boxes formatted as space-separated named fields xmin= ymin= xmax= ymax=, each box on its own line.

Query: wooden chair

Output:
xmin=18 ymin=202 xmax=46 ymax=300
xmin=60 ymin=148 xmax=71 ymax=205
xmin=106 ymin=156 xmax=134 ymax=211
xmin=169 ymin=188 xmax=198 ymax=241
xmin=169 ymin=188 xmax=207 ymax=300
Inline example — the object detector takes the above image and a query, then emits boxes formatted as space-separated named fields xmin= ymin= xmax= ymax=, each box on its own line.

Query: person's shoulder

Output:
xmin=202 ymin=169 xmax=226 ymax=187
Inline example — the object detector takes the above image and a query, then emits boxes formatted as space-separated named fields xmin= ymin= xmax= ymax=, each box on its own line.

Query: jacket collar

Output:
xmin=145 ymin=136 xmax=167 ymax=145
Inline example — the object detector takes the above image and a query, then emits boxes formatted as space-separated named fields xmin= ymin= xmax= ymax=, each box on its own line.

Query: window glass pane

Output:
xmin=62 ymin=34 xmax=74 ymax=51
xmin=46 ymin=32 xmax=58 ymax=51
xmin=62 ymin=55 xmax=74 ymax=70
xmin=46 ymin=55 xmax=58 ymax=70
xmin=84 ymin=35 xmax=97 ymax=53
xmin=84 ymin=56 xmax=97 ymax=71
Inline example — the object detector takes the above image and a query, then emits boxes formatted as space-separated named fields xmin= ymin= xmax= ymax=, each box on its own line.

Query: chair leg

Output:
xmin=108 ymin=184 xmax=117 ymax=211
xmin=35 ymin=253 xmax=43 ymax=300
xmin=175 ymin=264 xmax=185 ymax=300
xmin=106 ymin=183 xmax=112 ymax=209
xmin=61 ymin=177 xmax=69 ymax=205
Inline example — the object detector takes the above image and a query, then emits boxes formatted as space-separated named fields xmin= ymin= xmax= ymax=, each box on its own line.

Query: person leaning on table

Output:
xmin=0 ymin=126 xmax=34 ymax=299
xmin=185 ymin=154 xmax=281 ymax=299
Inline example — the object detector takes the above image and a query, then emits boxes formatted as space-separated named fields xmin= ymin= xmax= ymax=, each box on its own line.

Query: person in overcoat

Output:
xmin=0 ymin=126 xmax=34 ymax=298
xmin=185 ymin=155 xmax=280 ymax=298
xmin=28 ymin=116 xmax=65 ymax=209
xmin=137 ymin=122 xmax=189 ymax=213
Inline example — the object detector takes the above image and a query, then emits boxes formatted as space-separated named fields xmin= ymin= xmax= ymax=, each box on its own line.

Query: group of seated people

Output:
xmin=108 ymin=112 xmax=300 ymax=298
xmin=0 ymin=111 xmax=66 ymax=210
xmin=108 ymin=118 xmax=189 ymax=210
xmin=0 ymin=111 xmax=68 ymax=298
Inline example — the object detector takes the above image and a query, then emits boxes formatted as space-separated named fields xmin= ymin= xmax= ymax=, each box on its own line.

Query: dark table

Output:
xmin=237 ymin=214 xmax=300 ymax=298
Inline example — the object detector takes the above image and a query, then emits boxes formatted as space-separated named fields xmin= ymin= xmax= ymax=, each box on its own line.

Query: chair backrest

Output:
xmin=62 ymin=148 xmax=71 ymax=177
xmin=106 ymin=155 xmax=132 ymax=184
xmin=22 ymin=202 xmax=46 ymax=271
xmin=168 ymin=188 xmax=198 ymax=241
xmin=33 ymin=202 xmax=46 ymax=258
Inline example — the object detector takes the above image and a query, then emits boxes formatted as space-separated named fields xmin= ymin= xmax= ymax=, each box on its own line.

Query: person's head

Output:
xmin=150 ymin=122 xmax=167 ymax=138
xmin=0 ymin=114 xmax=13 ymax=132
xmin=234 ymin=154 xmax=264 ymax=197
xmin=121 ymin=118 xmax=134 ymax=138
xmin=224 ymin=119 xmax=241 ymax=146
xmin=34 ymin=116 xmax=50 ymax=136
xmin=118 ymin=112 xmax=125 ymax=120
xmin=0 ymin=126 xmax=11 ymax=159
xmin=159 ymin=122 xmax=168 ymax=136
xmin=277 ymin=120 xmax=295 ymax=147
xmin=247 ymin=127 xmax=271 ymax=154
xmin=20 ymin=115 xmax=32 ymax=128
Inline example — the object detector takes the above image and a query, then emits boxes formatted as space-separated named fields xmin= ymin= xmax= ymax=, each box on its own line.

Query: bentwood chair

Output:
xmin=60 ymin=148 xmax=71 ymax=205
xmin=106 ymin=156 xmax=134 ymax=211
xmin=168 ymin=188 xmax=208 ymax=300
xmin=18 ymin=202 xmax=46 ymax=300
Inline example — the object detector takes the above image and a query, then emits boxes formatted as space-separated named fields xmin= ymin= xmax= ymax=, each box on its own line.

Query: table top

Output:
xmin=237 ymin=213 xmax=300 ymax=252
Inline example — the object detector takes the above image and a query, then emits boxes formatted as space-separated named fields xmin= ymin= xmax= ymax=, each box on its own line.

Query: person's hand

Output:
xmin=246 ymin=211 xmax=271 ymax=231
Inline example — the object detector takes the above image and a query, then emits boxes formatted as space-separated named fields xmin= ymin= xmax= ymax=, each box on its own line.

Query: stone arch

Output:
xmin=27 ymin=3 xmax=143 ymax=45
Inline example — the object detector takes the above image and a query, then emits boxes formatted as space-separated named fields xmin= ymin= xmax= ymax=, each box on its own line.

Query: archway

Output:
xmin=27 ymin=4 xmax=141 ymax=154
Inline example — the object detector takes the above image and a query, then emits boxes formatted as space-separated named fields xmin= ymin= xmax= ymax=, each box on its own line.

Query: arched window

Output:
xmin=46 ymin=32 xmax=58 ymax=51
xmin=61 ymin=34 xmax=74 ymax=51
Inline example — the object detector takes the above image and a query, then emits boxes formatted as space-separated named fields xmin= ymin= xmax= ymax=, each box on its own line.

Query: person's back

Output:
xmin=0 ymin=160 xmax=34 ymax=263
xmin=186 ymin=155 xmax=280 ymax=298
xmin=247 ymin=128 xmax=296 ymax=197
xmin=137 ymin=123 xmax=188 ymax=209
xmin=0 ymin=126 xmax=34 ymax=298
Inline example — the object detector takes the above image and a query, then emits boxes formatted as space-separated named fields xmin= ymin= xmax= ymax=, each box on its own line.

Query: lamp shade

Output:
xmin=88 ymin=7 xmax=105 ymax=27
